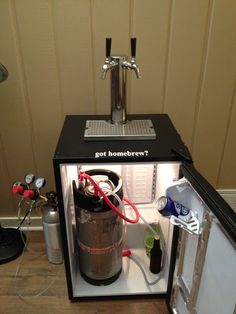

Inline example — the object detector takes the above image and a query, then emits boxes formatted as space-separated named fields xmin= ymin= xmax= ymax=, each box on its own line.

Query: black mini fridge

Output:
xmin=53 ymin=114 xmax=236 ymax=314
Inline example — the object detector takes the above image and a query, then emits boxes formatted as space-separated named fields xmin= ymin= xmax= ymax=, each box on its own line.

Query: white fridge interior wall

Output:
xmin=59 ymin=162 xmax=181 ymax=297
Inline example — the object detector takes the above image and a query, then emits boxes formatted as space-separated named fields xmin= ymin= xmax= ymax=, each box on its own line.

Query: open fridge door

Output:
xmin=166 ymin=163 xmax=236 ymax=314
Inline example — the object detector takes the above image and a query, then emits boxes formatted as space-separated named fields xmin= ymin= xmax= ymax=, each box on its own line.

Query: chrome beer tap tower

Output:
xmin=101 ymin=38 xmax=141 ymax=124
xmin=84 ymin=38 xmax=156 ymax=140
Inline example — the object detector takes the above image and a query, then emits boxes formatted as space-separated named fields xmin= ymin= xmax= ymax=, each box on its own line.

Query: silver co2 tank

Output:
xmin=42 ymin=191 xmax=63 ymax=264
xmin=73 ymin=169 xmax=123 ymax=286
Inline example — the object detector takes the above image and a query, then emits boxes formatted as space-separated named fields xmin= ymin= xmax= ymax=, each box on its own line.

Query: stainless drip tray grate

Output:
xmin=84 ymin=119 xmax=156 ymax=141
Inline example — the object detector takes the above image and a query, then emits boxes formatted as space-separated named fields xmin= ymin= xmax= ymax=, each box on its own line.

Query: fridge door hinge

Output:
xmin=171 ymin=147 xmax=192 ymax=163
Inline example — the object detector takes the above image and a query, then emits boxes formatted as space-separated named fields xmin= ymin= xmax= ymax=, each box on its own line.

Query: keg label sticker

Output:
xmin=95 ymin=150 xmax=149 ymax=158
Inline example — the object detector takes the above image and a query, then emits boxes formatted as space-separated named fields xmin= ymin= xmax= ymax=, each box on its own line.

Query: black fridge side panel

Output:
xmin=181 ymin=162 xmax=236 ymax=243
xmin=53 ymin=159 xmax=74 ymax=300
xmin=165 ymin=226 xmax=180 ymax=313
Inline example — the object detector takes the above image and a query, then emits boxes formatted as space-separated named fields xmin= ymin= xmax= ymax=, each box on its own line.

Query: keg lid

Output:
xmin=85 ymin=178 xmax=115 ymax=196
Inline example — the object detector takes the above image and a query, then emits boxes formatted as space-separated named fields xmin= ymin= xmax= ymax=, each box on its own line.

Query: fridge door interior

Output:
xmin=168 ymin=163 xmax=236 ymax=314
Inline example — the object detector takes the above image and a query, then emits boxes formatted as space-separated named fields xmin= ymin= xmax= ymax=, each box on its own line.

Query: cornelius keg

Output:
xmin=73 ymin=169 xmax=123 ymax=286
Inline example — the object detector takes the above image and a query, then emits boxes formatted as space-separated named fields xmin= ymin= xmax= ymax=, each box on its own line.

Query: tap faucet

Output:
xmin=126 ymin=60 xmax=141 ymax=79
xmin=101 ymin=38 xmax=141 ymax=124
xmin=122 ymin=38 xmax=141 ymax=79
xmin=101 ymin=38 xmax=117 ymax=79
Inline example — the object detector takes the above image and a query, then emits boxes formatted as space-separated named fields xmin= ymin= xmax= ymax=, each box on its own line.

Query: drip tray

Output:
xmin=84 ymin=119 xmax=156 ymax=141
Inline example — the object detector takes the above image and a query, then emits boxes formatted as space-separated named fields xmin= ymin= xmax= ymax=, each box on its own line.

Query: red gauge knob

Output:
xmin=23 ymin=189 xmax=36 ymax=200
xmin=12 ymin=182 xmax=27 ymax=195
xmin=12 ymin=185 xmax=25 ymax=195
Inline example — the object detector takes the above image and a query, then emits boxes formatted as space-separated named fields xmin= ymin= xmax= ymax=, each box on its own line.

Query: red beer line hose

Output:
xmin=122 ymin=249 xmax=132 ymax=257
xmin=80 ymin=172 xmax=140 ymax=224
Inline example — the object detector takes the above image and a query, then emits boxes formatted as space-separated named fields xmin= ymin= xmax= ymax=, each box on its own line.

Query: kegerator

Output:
xmin=53 ymin=114 xmax=236 ymax=314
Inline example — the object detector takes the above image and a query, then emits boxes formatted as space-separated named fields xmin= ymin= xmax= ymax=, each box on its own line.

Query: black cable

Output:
xmin=17 ymin=209 xmax=30 ymax=230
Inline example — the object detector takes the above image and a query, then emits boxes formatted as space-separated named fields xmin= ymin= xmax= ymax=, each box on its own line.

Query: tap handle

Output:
xmin=131 ymin=37 xmax=136 ymax=58
xmin=106 ymin=38 xmax=112 ymax=58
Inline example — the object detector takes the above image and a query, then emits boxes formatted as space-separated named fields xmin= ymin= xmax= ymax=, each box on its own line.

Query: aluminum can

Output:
xmin=157 ymin=196 xmax=191 ymax=222
xmin=42 ymin=206 xmax=63 ymax=264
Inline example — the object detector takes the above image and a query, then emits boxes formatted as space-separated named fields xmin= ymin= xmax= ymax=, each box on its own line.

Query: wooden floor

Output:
xmin=0 ymin=232 xmax=169 ymax=314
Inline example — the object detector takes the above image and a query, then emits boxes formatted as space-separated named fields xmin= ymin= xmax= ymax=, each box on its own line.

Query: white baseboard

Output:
xmin=0 ymin=216 xmax=43 ymax=230
xmin=217 ymin=189 xmax=236 ymax=211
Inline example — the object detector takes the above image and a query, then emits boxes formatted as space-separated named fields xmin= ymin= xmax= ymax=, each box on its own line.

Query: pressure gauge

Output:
xmin=35 ymin=177 xmax=46 ymax=189
xmin=24 ymin=173 xmax=35 ymax=185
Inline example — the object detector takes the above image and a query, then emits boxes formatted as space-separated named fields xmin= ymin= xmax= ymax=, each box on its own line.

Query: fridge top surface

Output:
xmin=53 ymin=114 xmax=192 ymax=162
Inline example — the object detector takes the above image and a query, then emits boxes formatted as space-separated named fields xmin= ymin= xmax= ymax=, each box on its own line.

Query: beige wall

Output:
xmin=0 ymin=0 xmax=236 ymax=216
